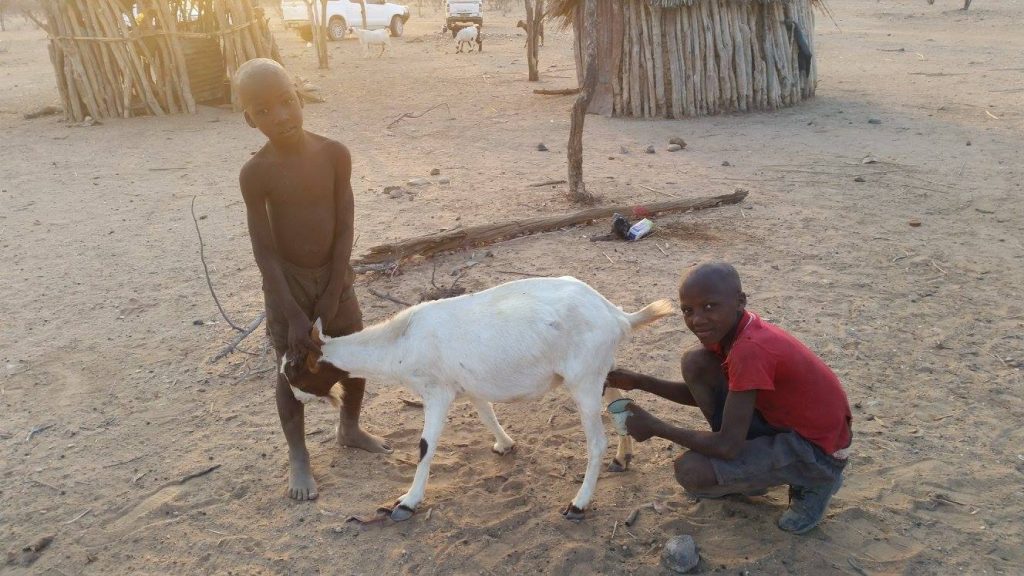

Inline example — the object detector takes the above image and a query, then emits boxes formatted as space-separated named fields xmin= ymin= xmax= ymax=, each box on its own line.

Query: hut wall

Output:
xmin=575 ymin=0 xmax=817 ymax=118
xmin=41 ymin=0 xmax=280 ymax=123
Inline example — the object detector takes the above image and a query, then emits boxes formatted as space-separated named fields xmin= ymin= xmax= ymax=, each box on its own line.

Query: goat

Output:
xmin=516 ymin=19 xmax=544 ymax=47
xmin=454 ymin=24 xmax=482 ymax=53
xmin=352 ymin=28 xmax=391 ymax=58
xmin=304 ymin=276 xmax=673 ymax=521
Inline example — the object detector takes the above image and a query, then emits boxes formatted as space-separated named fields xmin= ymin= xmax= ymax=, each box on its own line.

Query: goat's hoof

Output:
xmin=561 ymin=503 xmax=585 ymax=522
xmin=389 ymin=504 xmax=416 ymax=522
xmin=607 ymin=454 xmax=633 ymax=473
xmin=492 ymin=443 xmax=516 ymax=456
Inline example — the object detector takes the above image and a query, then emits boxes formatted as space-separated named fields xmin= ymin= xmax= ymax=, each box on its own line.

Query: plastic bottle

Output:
xmin=626 ymin=218 xmax=654 ymax=241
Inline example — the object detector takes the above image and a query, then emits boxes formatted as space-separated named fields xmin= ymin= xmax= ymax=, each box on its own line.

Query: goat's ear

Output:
xmin=311 ymin=317 xmax=324 ymax=342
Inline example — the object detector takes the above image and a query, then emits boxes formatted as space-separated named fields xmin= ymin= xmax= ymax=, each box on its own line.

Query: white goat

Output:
xmin=308 ymin=276 xmax=673 ymax=521
xmin=352 ymin=28 xmax=391 ymax=58
xmin=454 ymin=24 xmax=482 ymax=53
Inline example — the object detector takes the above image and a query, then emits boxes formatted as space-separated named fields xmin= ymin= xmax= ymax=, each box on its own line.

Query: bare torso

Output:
xmin=250 ymin=133 xmax=340 ymax=268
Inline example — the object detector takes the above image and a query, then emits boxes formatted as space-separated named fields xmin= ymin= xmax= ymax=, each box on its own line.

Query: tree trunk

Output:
xmin=524 ymin=0 xmax=538 ymax=81
xmin=305 ymin=0 xmax=328 ymax=69
xmin=567 ymin=0 xmax=598 ymax=204
xmin=359 ymin=0 xmax=367 ymax=28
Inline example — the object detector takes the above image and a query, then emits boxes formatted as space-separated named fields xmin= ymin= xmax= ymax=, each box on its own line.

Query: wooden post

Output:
xmin=567 ymin=0 xmax=597 ymax=204
xmin=524 ymin=0 xmax=539 ymax=81
xmin=318 ymin=0 xmax=329 ymax=67
xmin=304 ymin=0 xmax=328 ymax=69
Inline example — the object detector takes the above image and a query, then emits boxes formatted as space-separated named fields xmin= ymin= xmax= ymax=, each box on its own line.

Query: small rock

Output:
xmin=8 ymin=534 xmax=55 ymax=567
xmin=966 ymin=140 xmax=972 ymax=146
xmin=667 ymin=144 xmax=683 ymax=152
xmin=438 ymin=177 xmax=450 ymax=185
xmin=862 ymin=154 xmax=879 ymax=164
xmin=853 ymin=176 xmax=866 ymax=183
xmin=430 ymin=168 xmax=441 ymax=176
xmin=645 ymin=145 xmax=656 ymax=154
xmin=537 ymin=143 xmax=549 ymax=152
xmin=407 ymin=178 xmax=430 ymax=187
xmin=662 ymin=534 xmax=699 ymax=574
xmin=669 ymin=137 xmax=687 ymax=149
xmin=868 ymin=118 xmax=882 ymax=125
xmin=619 ymin=146 xmax=630 ymax=154
xmin=383 ymin=185 xmax=403 ymax=194
xmin=908 ymin=219 xmax=922 ymax=227
xmin=192 ymin=319 xmax=204 ymax=326
xmin=721 ymin=161 xmax=731 ymax=166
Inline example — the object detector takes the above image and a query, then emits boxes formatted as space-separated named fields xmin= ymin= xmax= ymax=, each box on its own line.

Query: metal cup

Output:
xmin=607 ymin=398 xmax=634 ymax=436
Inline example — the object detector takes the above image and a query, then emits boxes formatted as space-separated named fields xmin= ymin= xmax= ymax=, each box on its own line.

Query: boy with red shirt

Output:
xmin=607 ymin=262 xmax=851 ymax=534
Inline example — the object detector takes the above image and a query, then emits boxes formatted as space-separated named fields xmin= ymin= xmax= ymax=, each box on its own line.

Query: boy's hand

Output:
xmin=314 ymin=297 xmax=339 ymax=328
xmin=625 ymin=404 xmax=665 ymax=442
xmin=287 ymin=315 xmax=318 ymax=365
xmin=605 ymin=368 xmax=643 ymax=391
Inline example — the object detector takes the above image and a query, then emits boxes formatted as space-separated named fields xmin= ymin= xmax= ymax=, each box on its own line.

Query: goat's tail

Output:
xmin=625 ymin=299 xmax=675 ymax=330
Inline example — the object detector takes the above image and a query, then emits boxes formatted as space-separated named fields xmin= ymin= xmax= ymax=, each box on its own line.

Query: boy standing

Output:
xmin=236 ymin=59 xmax=391 ymax=501
xmin=607 ymin=262 xmax=851 ymax=533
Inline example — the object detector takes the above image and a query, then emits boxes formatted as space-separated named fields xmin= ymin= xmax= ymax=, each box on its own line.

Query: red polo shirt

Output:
xmin=707 ymin=311 xmax=852 ymax=455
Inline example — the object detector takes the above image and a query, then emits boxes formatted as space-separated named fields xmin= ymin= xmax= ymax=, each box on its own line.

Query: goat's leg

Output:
xmin=603 ymin=387 xmax=633 ymax=472
xmin=390 ymin=391 xmax=453 ymax=521
xmin=470 ymin=398 xmax=515 ymax=455
xmin=562 ymin=389 xmax=607 ymax=521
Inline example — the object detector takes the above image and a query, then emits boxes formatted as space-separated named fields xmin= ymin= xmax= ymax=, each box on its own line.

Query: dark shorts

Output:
xmin=707 ymin=387 xmax=849 ymax=489
xmin=264 ymin=260 xmax=363 ymax=396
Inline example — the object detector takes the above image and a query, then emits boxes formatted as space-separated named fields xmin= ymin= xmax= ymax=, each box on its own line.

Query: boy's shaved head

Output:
xmin=678 ymin=261 xmax=746 ymax=345
xmin=235 ymin=58 xmax=291 ymax=108
xmin=681 ymin=261 xmax=743 ymax=295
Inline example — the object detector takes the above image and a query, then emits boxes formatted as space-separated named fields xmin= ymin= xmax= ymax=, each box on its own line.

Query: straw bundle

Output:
xmin=40 ymin=0 xmax=280 ymax=122
xmin=553 ymin=0 xmax=821 ymax=118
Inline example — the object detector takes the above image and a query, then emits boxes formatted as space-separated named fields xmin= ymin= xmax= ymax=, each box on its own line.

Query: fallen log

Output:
xmin=534 ymin=87 xmax=581 ymax=95
xmin=353 ymin=189 xmax=748 ymax=266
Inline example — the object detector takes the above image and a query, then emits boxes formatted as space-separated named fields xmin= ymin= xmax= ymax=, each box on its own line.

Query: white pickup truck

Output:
xmin=445 ymin=0 xmax=482 ymax=36
xmin=282 ymin=0 xmax=410 ymax=41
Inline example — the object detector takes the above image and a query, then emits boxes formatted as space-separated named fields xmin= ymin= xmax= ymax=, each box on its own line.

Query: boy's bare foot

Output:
xmin=337 ymin=423 xmax=394 ymax=453
xmin=288 ymin=455 xmax=319 ymax=500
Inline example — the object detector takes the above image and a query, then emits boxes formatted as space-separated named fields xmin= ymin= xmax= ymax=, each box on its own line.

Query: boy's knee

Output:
xmin=681 ymin=348 xmax=722 ymax=382
xmin=674 ymin=452 xmax=717 ymax=490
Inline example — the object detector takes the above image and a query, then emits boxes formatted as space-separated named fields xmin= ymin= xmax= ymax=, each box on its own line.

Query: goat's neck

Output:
xmin=320 ymin=325 xmax=411 ymax=383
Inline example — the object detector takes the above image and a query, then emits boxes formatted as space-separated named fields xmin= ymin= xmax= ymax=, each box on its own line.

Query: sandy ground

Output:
xmin=2 ymin=1 xmax=1023 ymax=574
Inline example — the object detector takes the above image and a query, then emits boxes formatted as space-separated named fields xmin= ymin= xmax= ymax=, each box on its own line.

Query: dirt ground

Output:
xmin=1 ymin=1 xmax=1022 ymax=574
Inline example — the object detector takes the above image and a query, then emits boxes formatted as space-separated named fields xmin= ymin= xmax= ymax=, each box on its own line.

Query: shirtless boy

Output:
xmin=236 ymin=58 xmax=392 ymax=501
xmin=607 ymin=262 xmax=852 ymax=534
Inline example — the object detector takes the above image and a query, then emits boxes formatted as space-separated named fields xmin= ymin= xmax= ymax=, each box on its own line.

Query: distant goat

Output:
xmin=352 ymin=28 xmax=391 ymax=58
xmin=516 ymin=19 xmax=544 ymax=46
xmin=300 ymin=276 xmax=673 ymax=522
xmin=454 ymin=24 xmax=482 ymax=53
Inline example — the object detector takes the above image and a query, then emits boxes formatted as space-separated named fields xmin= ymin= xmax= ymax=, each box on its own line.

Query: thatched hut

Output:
xmin=39 ymin=1 xmax=281 ymax=123
xmin=550 ymin=0 xmax=821 ymax=118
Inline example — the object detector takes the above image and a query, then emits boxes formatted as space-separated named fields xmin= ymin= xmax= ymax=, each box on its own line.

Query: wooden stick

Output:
xmin=353 ymin=190 xmax=748 ymax=265
xmin=191 ymin=196 xmax=243 ymax=332
xmin=529 ymin=179 xmax=567 ymax=187
xmin=213 ymin=313 xmax=266 ymax=361
xmin=387 ymin=103 xmax=451 ymax=129
xmin=367 ymin=288 xmax=412 ymax=307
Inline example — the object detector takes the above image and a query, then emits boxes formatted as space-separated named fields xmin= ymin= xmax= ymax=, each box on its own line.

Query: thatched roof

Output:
xmin=547 ymin=0 xmax=825 ymax=25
